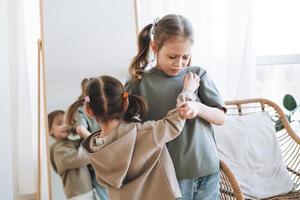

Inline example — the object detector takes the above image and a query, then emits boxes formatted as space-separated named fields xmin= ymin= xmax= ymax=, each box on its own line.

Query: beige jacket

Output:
xmin=50 ymin=139 xmax=93 ymax=198
xmin=82 ymin=109 xmax=185 ymax=200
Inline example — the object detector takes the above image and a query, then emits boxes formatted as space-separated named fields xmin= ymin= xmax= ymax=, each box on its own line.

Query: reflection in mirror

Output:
xmin=43 ymin=0 xmax=137 ymax=199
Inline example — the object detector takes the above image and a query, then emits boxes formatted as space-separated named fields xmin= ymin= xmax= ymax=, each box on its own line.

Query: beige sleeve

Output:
xmin=53 ymin=144 xmax=90 ymax=173
xmin=143 ymin=109 xmax=186 ymax=147
xmin=142 ymin=90 xmax=195 ymax=147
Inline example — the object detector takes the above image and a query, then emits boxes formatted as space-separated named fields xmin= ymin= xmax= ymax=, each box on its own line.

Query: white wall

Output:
xmin=43 ymin=0 xmax=137 ymax=199
xmin=44 ymin=0 xmax=137 ymax=112
xmin=0 ymin=1 xmax=14 ymax=199
xmin=0 ymin=56 xmax=14 ymax=200
xmin=0 ymin=52 xmax=14 ymax=200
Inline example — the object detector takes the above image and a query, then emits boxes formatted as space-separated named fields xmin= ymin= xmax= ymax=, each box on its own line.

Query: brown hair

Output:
xmin=48 ymin=110 xmax=65 ymax=129
xmin=129 ymin=14 xmax=194 ymax=80
xmin=78 ymin=78 xmax=90 ymax=100
xmin=66 ymin=76 xmax=147 ymax=127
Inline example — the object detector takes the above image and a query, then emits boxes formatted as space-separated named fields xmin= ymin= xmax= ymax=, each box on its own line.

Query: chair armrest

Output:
xmin=220 ymin=159 xmax=244 ymax=200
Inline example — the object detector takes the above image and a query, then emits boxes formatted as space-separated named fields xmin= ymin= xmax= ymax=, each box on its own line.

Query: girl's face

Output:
xmin=152 ymin=36 xmax=192 ymax=76
xmin=50 ymin=114 xmax=70 ymax=140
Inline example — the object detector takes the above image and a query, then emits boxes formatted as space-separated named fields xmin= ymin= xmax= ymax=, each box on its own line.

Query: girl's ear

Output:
xmin=150 ymin=41 xmax=157 ymax=54
xmin=84 ymin=105 xmax=95 ymax=118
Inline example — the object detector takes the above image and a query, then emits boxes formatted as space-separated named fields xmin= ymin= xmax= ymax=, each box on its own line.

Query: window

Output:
xmin=254 ymin=0 xmax=300 ymax=106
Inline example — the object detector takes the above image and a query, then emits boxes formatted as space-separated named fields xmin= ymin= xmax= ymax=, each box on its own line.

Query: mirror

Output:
xmin=42 ymin=0 xmax=138 ymax=199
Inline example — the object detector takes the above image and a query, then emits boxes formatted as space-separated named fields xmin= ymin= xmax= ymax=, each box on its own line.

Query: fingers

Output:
xmin=184 ymin=72 xmax=200 ymax=92
xmin=178 ymin=101 xmax=198 ymax=119
xmin=178 ymin=102 xmax=191 ymax=115
xmin=180 ymin=105 xmax=189 ymax=112
xmin=185 ymin=72 xmax=194 ymax=80
xmin=191 ymin=72 xmax=200 ymax=82
xmin=188 ymin=71 xmax=193 ymax=79
xmin=184 ymin=72 xmax=200 ymax=82
xmin=179 ymin=107 xmax=193 ymax=119
xmin=177 ymin=101 xmax=187 ymax=109
xmin=194 ymin=73 xmax=200 ymax=82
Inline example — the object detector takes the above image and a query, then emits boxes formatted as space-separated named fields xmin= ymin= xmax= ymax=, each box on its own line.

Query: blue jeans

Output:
xmin=178 ymin=172 xmax=219 ymax=200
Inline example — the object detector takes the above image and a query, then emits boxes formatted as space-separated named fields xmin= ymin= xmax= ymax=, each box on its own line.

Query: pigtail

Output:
xmin=65 ymin=98 xmax=85 ymax=128
xmin=129 ymin=23 xmax=153 ymax=81
xmin=123 ymin=94 xmax=148 ymax=122
xmin=78 ymin=78 xmax=89 ymax=100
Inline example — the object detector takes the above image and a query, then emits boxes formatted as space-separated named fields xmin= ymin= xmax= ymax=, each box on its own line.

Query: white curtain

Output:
xmin=0 ymin=1 xmax=14 ymax=199
xmin=137 ymin=0 xmax=255 ymax=100
xmin=0 ymin=0 xmax=44 ymax=199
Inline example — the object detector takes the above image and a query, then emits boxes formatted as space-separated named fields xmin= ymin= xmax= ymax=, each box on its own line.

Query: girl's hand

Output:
xmin=76 ymin=125 xmax=91 ymax=139
xmin=177 ymin=101 xmax=199 ymax=119
xmin=183 ymin=72 xmax=200 ymax=92
xmin=177 ymin=72 xmax=200 ymax=104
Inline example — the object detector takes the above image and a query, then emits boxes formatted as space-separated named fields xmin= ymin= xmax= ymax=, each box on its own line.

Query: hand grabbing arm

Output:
xmin=177 ymin=72 xmax=200 ymax=104
xmin=177 ymin=101 xmax=225 ymax=125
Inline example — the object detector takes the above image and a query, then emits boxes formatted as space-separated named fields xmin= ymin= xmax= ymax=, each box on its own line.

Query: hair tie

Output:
xmin=84 ymin=96 xmax=90 ymax=103
xmin=122 ymin=92 xmax=129 ymax=98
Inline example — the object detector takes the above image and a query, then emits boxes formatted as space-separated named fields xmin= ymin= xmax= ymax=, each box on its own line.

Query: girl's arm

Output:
xmin=178 ymin=101 xmax=226 ymax=125
xmin=53 ymin=143 xmax=90 ymax=173
xmin=177 ymin=72 xmax=200 ymax=104
xmin=76 ymin=125 xmax=91 ymax=139
xmin=177 ymin=69 xmax=226 ymax=125
xmin=75 ymin=107 xmax=92 ymax=138
xmin=143 ymin=109 xmax=185 ymax=147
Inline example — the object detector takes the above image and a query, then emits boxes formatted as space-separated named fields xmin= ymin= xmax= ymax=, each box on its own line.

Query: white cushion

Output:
xmin=214 ymin=112 xmax=294 ymax=199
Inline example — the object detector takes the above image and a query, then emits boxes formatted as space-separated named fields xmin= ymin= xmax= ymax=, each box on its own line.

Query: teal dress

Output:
xmin=76 ymin=106 xmax=109 ymax=200
xmin=76 ymin=106 xmax=100 ymax=133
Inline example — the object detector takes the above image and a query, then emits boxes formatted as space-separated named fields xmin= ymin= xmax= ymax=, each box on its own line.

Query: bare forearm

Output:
xmin=196 ymin=102 xmax=226 ymax=125
xmin=76 ymin=125 xmax=92 ymax=139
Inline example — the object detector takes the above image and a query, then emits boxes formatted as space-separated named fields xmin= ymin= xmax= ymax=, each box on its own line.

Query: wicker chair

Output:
xmin=218 ymin=98 xmax=300 ymax=200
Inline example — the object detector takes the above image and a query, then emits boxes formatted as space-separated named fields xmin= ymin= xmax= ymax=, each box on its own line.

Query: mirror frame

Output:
xmin=38 ymin=0 xmax=52 ymax=198
xmin=37 ymin=0 xmax=140 ymax=199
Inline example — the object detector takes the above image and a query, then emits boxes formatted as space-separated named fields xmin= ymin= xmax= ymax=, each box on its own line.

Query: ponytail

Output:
xmin=78 ymin=78 xmax=89 ymax=100
xmin=129 ymin=23 xmax=153 ymax=81
xmin=65 ymin=98 xmax=85 ymax=128
xmin=129 ymin=15 xmax=195 ymax=79
xmin=123 ymin=94 xmax=148 ymax=122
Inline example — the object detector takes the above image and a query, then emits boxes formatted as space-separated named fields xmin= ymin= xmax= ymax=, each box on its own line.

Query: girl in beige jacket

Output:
xmin=48 ymin=110 xmax=95 ymax=200
xmin=66 ymin=73 xmax=199 ymax=200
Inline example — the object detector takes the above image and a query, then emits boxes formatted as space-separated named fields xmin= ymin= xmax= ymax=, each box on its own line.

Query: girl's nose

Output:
xmin=175 ymin=57 xmax=183 ymax=67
